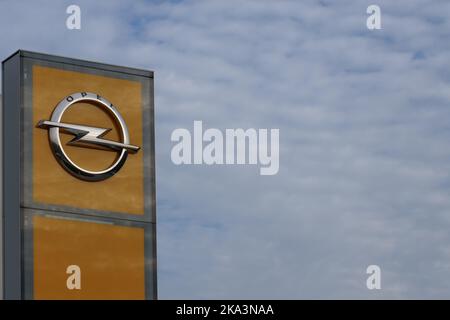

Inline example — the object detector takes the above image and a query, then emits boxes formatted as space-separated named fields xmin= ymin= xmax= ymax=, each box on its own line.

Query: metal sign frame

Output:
xmin=2 ymin=50 xmax=157 ymax=300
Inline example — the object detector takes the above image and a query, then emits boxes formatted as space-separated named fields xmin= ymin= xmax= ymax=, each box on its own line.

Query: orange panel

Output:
xmin=33 ymin=215 xmax=146 ymax=300
xmin=32 ymin=65 xmax=144 ymax=215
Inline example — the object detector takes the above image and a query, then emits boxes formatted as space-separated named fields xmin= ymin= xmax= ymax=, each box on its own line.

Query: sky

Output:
xmin=1 ymin=0 xmax=450 ymax=298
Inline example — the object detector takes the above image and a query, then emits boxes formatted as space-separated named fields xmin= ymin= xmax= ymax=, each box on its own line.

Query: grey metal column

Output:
xmin=0 ymin=94 xmax=3 ymax=300
xmin=2 ymin=53 xmax=22 ymax=300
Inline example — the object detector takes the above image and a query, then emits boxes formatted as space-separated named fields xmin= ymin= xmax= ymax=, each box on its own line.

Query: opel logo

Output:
xmin=37 ymin=92 xmax=140 ymax=181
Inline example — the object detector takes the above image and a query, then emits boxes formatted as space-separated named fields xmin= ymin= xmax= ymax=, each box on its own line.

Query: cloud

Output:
xmin=1 ymin=0 xmax=450 ymax=298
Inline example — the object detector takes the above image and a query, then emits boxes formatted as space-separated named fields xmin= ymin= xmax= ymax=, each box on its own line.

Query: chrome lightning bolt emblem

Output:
xmin=37 ymin=121 xmax=140 ymax=152
xmin=37 ymin=92 xmax=140 ymax=181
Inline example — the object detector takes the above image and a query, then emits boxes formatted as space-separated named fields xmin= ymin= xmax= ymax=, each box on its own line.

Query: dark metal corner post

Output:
xmin=2 ymin=51 xmax=22 ymax=300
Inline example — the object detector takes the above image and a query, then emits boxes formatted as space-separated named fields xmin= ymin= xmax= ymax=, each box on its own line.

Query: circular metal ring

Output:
xmin=48 ymin=92 xmax=130 ymax=181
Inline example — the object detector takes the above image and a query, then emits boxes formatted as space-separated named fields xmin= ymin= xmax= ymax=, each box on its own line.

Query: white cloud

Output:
xmin=1 ymin=0 xmax=450 ymax=298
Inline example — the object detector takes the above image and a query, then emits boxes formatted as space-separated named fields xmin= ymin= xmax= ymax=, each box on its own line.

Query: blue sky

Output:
xmin=2 ymin=0 xmax=450 ymax=298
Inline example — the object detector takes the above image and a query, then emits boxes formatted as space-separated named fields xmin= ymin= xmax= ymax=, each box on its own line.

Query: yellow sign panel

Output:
xmin=33 ymin=215 xmax=146 ymax=300
xmin=32 ymin=65 xmax=144 ymax=215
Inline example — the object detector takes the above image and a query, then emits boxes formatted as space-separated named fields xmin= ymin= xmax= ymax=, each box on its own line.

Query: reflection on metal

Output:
xmin=37 ymin=92 xmax=140 ymax=181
